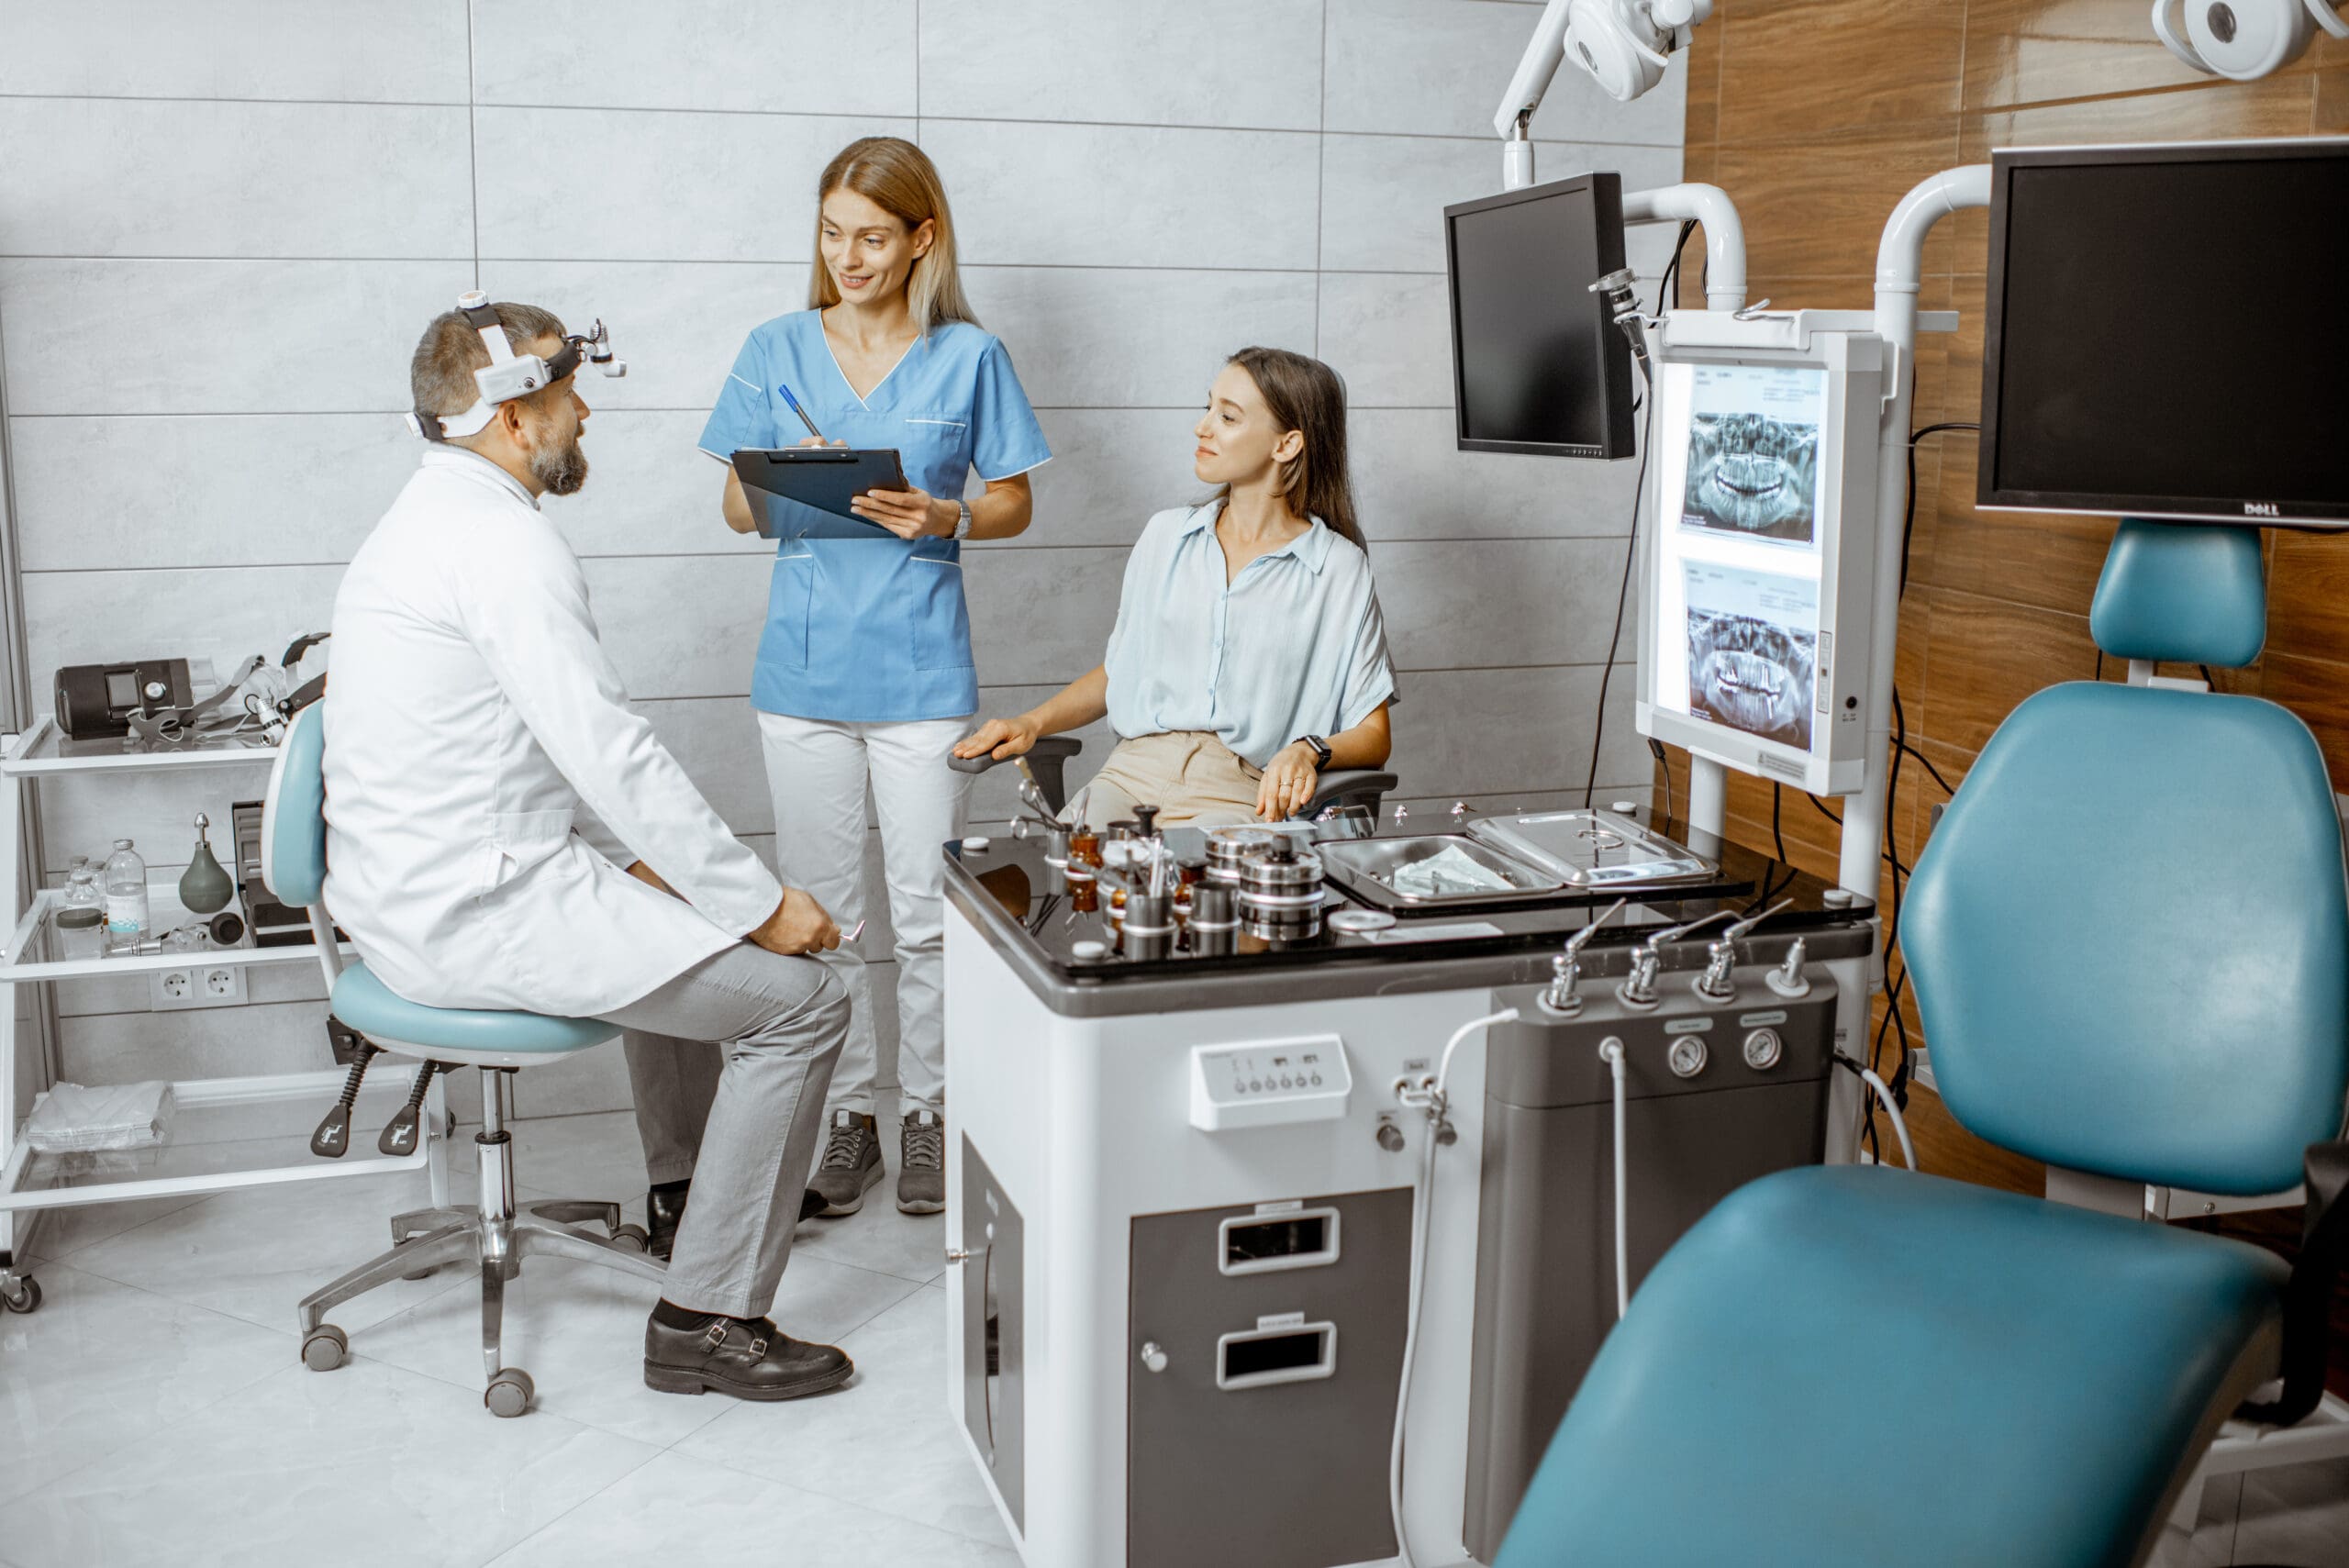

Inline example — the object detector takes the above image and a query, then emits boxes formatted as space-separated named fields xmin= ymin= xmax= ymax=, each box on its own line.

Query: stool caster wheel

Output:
xmin=484 ymin=1367 xmax=534 ymax=1418
xmin=301 ymin=1324 xmax=348 ymax=1371
xmin=1 ymin=1275 xmax=41 ymax=1314
xmin=612 ymin=1224 xmax=650 ymax=1252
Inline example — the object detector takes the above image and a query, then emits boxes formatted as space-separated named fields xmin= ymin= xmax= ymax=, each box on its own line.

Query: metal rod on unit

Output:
xmin=1842 ymin=165 xmax=1992 ymax=900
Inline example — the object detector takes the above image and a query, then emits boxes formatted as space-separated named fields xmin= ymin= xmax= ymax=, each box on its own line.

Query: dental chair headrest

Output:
xmin=2088 ymin=518 xmax=2266 ymax=670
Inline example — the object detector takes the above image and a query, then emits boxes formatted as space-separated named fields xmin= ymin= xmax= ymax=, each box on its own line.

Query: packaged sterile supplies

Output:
xmin=1386 ymin=844 xmax=1520 ymax=898
xmin=24 ymin=1080 xmax=175 ymax=1153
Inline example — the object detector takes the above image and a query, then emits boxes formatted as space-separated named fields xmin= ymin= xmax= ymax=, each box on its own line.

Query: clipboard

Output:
xmin=733 ymin=448 xmax=908 ymax=539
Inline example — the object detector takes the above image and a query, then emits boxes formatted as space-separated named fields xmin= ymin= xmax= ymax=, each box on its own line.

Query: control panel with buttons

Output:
xmin=1188 ymin=1034 xmax=1353 ymax=1131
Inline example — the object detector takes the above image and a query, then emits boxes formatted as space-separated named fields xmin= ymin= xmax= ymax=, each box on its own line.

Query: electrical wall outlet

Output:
xmin=150 ymin=963 xmax=245 ymax=1011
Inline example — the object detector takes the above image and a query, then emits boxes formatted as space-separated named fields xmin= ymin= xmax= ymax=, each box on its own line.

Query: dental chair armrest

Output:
xmin=947 ymin=736 xmax=1084 ymax=816
xmin=1298 ymin=768 xmax=1398 ymax=822
xmin=2235 ymin=1137 xmax=2349 ymax=1429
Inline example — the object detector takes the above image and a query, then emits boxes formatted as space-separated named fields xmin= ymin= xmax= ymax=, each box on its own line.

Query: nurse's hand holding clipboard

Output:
xmin=780 ymin=434 xmax=956 ymax=540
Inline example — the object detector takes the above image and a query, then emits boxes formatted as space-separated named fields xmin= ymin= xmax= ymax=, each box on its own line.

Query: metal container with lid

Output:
xmin=1188 ymin=884 xmax=1239 ymax=956
xmin=1204 ymin=826 xmax=1286 ymax=884
xmin=1237 ymin=846 xmax=1324 ymax=941
xmin=1121 ymin=892 xmax=1175 ymax=962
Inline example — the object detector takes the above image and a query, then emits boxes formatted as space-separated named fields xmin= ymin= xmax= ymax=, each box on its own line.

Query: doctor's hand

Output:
xmin=1256 ymin=743 xmax=1321 ymax=822
xmin=750 ymin=888 xmax=841 ymax=956
xmin=954 ymin=715 xmax=1041 ymax=763
xmin=852 ymin=483 xmax=956 ymax=540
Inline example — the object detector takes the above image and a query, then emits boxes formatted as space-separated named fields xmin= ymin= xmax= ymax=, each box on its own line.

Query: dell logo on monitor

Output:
xmin=2244 ymin=502 xmax=2280 ymax=517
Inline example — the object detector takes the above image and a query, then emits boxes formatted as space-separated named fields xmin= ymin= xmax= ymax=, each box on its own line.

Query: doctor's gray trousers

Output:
xmin=603 ymin=944 xmax=848 ymax=1318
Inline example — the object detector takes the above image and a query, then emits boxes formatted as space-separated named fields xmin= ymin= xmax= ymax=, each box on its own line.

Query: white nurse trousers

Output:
xmin=757 ymin=710 xmax=971 ymax=1118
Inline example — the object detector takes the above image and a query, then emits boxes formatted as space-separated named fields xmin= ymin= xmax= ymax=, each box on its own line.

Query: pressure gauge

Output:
xmin=1742 ymin=1028 xmax=1784 ymax=1071
xmin=1667 ymin=1036 xmax=1709 ymax=1079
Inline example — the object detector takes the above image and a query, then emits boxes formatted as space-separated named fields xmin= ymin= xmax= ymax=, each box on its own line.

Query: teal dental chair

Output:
xmin=1497 ymin=521 xmax=2349 ymax=1568
xmin=262 ymin=703 xmax=667 ymax=1418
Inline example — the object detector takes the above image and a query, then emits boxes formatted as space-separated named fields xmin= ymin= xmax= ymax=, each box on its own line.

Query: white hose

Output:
xmin=1390 ymin=1006 xmax=1519 ymax=1568
xmin=1600 ymin=1037 xmax=1630 ymax=1319
xmin=1861 ymin=1068 xmax=1916 ymax=1170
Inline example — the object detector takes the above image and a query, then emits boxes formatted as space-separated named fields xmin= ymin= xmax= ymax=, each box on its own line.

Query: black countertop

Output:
xmin=943 ymin=816 xmax=1877 ymax=1018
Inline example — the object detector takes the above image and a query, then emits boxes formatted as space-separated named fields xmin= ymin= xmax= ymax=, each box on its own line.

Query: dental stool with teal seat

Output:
xmin=263 ymin=703 xmax=668 ymax=1418
xmin=1496 ymin=520 xmax=2349 ymax=1568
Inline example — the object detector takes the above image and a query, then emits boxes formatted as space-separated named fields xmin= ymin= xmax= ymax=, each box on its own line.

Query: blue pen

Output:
xmin=776 ymin=382 xmax=828 ymax=443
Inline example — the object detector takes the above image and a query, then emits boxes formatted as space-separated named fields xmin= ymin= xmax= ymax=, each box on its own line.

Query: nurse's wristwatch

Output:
xmin=952 ymin=499 xmax=974 ymax=540
xmin=1297 ymin=734 xmax=1332 ymax=770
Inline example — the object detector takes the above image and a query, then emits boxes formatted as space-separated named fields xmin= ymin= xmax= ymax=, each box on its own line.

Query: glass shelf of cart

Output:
xmin=1 ymin=1072 xmax=429 ymax=1211
xmin=0 ymin=884 xmax=349 ymax=983
xmin=3 ymin=715 xmax=280 ymax=777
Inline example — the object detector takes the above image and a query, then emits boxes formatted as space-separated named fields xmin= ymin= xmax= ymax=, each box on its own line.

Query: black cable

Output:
xmin=1901 ymin=422 xmax=1980 ymax=598
xmin=1771 ymin=784 xmax=1787 ymax=864
xmin=2095 ymin=651 xmax=2105 ymax=683
xmin=2199 ymin=663 xmax=2216 ymax=688
xmin=1895 ymin=738 xmax=1956 ymax=799
xmin=1581 ymin=237 xmax=1690 ymax=810
xmin=1809 ymin=794 xmax=1842 ymax=826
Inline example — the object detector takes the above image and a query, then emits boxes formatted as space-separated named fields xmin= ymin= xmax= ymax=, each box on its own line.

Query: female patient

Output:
xmin=955 ymin=347 xmax=1394 ymax=825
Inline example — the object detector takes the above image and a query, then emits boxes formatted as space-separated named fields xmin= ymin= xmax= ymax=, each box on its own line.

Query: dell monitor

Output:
xmin=1977 ymin=138 xmax=2349 ymax=528
xmin=1445 ymin=172 xmax=1638 ymax=460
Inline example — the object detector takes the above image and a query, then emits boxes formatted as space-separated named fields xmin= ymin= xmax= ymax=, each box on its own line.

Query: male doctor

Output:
xmin=324 ymin=297 xmax=856 ymax=1404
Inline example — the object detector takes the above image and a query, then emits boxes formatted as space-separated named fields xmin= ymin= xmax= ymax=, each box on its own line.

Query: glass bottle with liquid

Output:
xmin=104 ymin=839 xmax=150 ymax=940
xmin=55 ymin=865 xmax=106 ymax=961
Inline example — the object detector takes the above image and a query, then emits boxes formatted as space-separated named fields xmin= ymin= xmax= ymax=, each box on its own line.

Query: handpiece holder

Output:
xmin=1693 ymin=897 xmax=1793 ymax=1001
xmin=1618 ymin=907 xmax=1736 ymax=1009
xmin=1539 ymin=897 xmax=1630 ymax=1017
xmin=1588 ymin=267 xmax=1656 ymax=387
xmin=1765 ymin=935 xmax=1812 ymax=998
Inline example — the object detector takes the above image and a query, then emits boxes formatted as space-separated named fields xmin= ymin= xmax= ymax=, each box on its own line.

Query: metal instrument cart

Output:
xmin=0 ymin=717 xmax=450 ymax=1314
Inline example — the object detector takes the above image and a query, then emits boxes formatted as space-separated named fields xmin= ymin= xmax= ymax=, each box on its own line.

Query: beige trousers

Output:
xmin=1065 ymin=730 xmax=1266 ymax=830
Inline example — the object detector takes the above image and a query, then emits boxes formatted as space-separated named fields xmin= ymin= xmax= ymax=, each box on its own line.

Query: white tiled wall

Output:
xmin=0 ymin=0 xmax=1681 ymax=1112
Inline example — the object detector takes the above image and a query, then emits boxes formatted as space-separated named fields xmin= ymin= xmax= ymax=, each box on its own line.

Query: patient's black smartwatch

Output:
xmin=1297 ymin=734 xmax=1332 ymax=769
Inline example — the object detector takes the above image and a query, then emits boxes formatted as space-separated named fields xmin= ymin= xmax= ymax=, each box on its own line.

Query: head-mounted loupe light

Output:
xmin=406 ymin=289 xmax=626 ymax=442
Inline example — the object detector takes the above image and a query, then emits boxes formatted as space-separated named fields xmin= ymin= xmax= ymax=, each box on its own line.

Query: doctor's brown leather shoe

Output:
xmin=643 ymin=1313 xmax=853 ymax=1401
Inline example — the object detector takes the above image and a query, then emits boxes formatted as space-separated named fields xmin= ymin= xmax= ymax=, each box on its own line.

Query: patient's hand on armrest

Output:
xmin=954 ymin=715 xmax=1041 ymax=762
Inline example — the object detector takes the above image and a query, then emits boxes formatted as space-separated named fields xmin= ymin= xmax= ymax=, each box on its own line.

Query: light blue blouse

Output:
xmin=1101 ymin=503 xmax=1397 ymax=769
xmin=698 ymin=311 xmax=1052 ymax=722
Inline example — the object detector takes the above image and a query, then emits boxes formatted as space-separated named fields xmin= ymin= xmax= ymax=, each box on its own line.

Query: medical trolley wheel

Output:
xmin=484 ymin=1367 xmax=534 ymax=1418
xmin=612 ymin=1223 xmax=650 ymax=1252
xmin=301 ymin=1324 xmax=348 ymax=1371
xmin=0 ymin=1274 xmax=40 ymax=1314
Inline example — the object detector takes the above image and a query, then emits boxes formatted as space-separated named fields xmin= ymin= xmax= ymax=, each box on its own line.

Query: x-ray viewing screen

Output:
xmin=1650 ymin=359 xmax=1833 ymax=762
xmin=1680 ymin=364 xmax=1826 ymax=545
xmin=1682 ymin=563 xmax=1819 ymax=749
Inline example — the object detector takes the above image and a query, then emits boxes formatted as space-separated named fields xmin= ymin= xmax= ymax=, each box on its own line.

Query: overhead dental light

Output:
xmin=406 ymin=290 xmax=625 ymax=442
xmin=1492 ymin=0 xmax=1713 ymax=187
xmin=2153 ymin=0 xmax=2349 ymax=79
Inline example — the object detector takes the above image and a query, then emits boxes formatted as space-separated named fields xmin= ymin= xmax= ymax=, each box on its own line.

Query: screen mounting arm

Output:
xmin=1622 ymin=183 xmax=1748 ymax=312
xmin=1836 ymin=165 xmax=1991 ymax=903
xmin=1493 ymin=0 xmax=1575 ymax=189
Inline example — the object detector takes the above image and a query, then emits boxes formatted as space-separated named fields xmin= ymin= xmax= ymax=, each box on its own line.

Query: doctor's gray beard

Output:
xmin=529 ymin=426 xmax=590 ymax=496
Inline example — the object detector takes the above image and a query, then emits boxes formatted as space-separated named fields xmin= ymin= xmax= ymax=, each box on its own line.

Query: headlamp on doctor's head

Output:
xmin=406 ymin=289 xmax=626 ymax=443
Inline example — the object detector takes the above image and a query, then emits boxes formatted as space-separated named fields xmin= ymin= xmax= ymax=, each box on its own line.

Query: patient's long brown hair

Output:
xmin=1223 ymin=347 xmax=1364 ymax=550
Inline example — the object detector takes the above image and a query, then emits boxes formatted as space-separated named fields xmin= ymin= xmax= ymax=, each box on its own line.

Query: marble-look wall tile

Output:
xmin=0 ymin=99 xmax=473 ymax=261
xmin=0 ymin=0 xmax=471 ymax=102
xmin=1317 ymin=270 xmax=1453 ymax=407
xmin=472 ymin=0 xmax=918 ymax=117
xmin=1349 ymin=408 xmax=1642 ymax=541
xmin=0 ymin=260 xmax=473 ymax=415
xmin=10 ymin=415 xmax=416 ymax=573
xmin=918 ymin=0 xmax=1324 ymax=129
xmin=924 ymin=119 xmax=1319 ymax=272
xmin=473 ymin=108 xmax=915 ymax=263
xmin=1324 ymin=0 xmax=1687 ymax=145
xmin=1371 ymin=538 xmax=1631 ymax=669
xmin=1319 ymin=132 xmax=1682 ymax=274
xmin=963 ymin=266 xmax=1318 ymax=407
xmin=995 ymin=408 xmax=1214 ymax=547
xmin=476 ymin=261 xmax=807 ymax=412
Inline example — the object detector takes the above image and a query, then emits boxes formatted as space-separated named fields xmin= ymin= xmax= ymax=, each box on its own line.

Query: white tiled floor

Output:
xmin=4 ymin=1109 xmax=2345 ymax=1568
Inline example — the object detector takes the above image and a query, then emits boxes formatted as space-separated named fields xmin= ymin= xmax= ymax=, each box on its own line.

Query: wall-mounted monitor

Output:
xmin=1444 ymin=172 xmax=1637 ymax=460
xmin=1637 ymin=317 xmax=1887 ymax=796
xmin=1978 ymin=138 xmax=2349 ymax=528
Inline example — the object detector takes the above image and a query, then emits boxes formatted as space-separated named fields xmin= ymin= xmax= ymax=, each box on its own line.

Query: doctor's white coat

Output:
xmin=322 ymin=447 xmax=783 ymax=1018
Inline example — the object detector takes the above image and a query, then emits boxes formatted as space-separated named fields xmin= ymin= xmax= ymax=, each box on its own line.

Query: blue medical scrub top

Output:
xmin=699 ymin=311 xmax=1052 ymax=722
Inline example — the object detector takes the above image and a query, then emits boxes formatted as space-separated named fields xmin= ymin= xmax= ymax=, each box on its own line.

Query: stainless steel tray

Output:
xmin=1465 ymin=809 xmax=1715 ymax=888
xmin=1316 ymin=834 xmax=1564 ymax=910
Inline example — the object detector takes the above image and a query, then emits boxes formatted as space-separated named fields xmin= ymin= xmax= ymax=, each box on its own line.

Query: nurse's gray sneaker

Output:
xmin=811 ymin=1110 xmax=884 ymax=1216
xmin=897 ymin=1111 xmax=946 ymax=1215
